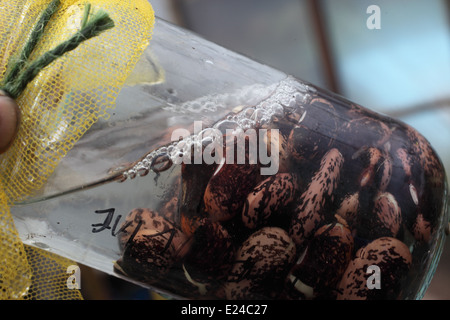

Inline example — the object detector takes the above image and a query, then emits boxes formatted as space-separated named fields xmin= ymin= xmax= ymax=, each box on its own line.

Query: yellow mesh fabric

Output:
xmin=23 ymin=245 xmax=84 ymax=300
xmin=0 ymin=184 xmax=31 ymax=299
xmin=0 ymin=0 xmax=154 ymax=299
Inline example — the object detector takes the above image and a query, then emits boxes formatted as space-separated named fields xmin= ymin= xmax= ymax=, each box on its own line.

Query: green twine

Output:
xmin=2 ymin=0 xmax=61 ymax=86
xmin=80 ymin=3 xmax=92 ymax=28
xmin=1 ymin=2 xmax=114 ymax=100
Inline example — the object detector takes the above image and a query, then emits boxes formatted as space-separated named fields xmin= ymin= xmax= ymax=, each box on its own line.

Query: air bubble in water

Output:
xmin=251 ymin=109 xmax=263 ymax=122
xmin=271 ymin=103 xmax=284 ymax=117
xmin=176 ymin=140 xmax=187 ymax=150
xmin=127 ymin=169 xmax=137 ymax=179
xmin=214 ymin=120 xmax=239 ymax=135
xmin=244 ymin=107 xmax=255 ymax=118
xmin=123 ymin=77 xmax=314 ymax=181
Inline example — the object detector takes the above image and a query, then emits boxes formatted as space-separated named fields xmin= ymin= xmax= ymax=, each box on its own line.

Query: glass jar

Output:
xmin=11 ymin=17 xmax=449 ymax=300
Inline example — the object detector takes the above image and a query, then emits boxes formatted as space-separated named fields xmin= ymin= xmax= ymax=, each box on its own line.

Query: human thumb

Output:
xmin=0 ymin=91 xmax=19 ymax=154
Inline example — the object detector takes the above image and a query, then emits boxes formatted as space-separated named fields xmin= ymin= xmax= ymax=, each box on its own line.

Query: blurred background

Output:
xmin=80 ymin=0 xmax=450 ymax=300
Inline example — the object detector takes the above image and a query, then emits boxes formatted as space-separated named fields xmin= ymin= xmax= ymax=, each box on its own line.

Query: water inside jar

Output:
xmin=110 ymin=76 xmax=448 ymax=300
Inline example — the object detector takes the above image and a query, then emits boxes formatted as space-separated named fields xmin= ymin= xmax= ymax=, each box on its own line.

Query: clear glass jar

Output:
xmin=11 ymin=17 xmax=449 ymax=300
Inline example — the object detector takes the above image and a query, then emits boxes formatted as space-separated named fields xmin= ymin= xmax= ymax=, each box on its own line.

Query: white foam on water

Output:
xmin=122 ymin=76 xmax=314 ymax=181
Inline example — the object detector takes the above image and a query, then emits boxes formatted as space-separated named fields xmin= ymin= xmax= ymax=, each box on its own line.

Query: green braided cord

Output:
xmin=2 ymin=0 xmax=60 ymax=86
xmin=1 ymin=4 xmax=114 ymax=100
xmin=80 ymin=3 xmax=92 ymax=28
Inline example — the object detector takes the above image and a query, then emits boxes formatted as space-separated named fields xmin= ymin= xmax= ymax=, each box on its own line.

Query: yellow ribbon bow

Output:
xmin=0 ymin=0 xmax=154 ymax=299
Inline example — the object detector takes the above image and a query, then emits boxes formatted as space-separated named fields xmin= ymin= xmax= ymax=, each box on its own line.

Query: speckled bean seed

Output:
xmin=286 ymin=222 xmax=354 ymax=299
xmin=224 ymin=227 xmax=296 ymax=299
xmin=242 ymin=173 xmax=299 ymax=230
xmin=289 ymin=148 xmax=344 ymax=249
xmin=337 ymin=237 xmax=412 ymax=300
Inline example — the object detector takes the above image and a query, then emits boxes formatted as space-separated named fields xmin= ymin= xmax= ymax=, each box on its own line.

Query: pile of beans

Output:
xmin=114 ymin=93 xmax=446 ymax=300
